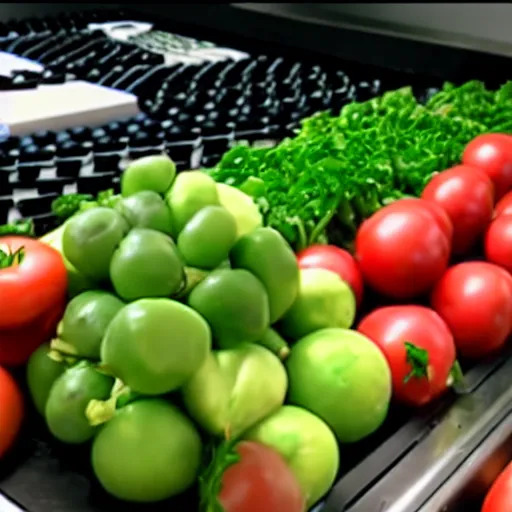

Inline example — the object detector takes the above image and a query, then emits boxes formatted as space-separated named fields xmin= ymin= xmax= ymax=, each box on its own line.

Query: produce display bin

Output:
xmin=1 ymin=4 xmax=512 ymax=512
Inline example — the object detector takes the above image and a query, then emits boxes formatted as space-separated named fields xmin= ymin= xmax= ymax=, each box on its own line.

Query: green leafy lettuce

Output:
xmin=209 ymin=81 xmax=512 ymax=250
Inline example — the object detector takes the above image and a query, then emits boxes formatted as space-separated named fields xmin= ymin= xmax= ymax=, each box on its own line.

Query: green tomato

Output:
xmin=279 ymin=268 xmax=356 ymax=340
xmin=121 ymin=154 xmax=176 ymax=197
xmin=177 ymin=206 xmax=237 ymax=269
xmin=187 ymin=268 xmax=270 ymax=349
xmin=45 ymin=362 xmax=114 ymax=444
xmin=230 ymin=227 xmax=299 ymax=323
xmin=26 ymin=343 xmax=66 ymax=416
xmin=57 ymin=290 xmax=125 ymax=359
xmin=109 ymin=228 xmax=185 ymax=301
xmin=286 ymin=328 xmax=392 ymax=443
xmin=182 ymin=343 xmax=288 ymax=439
xmin=216 ymin=183 xmax=263 ymax=240
xmin=40 ymin=222 xmax=97 ymax=297
xmin=101 ymin=298 xmax=211 ymax=394
xmin=116 ymin=190 xmax=173 ymax=235
xmin=92 ymin=399 xmax=202 ymax=502
xmin=62 ymin=207 xmax=129 ymax=282
xmin=166 ymin=171 xmax=220 ymax=237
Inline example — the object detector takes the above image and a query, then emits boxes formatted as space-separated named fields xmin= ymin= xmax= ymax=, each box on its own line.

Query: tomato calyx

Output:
xmin=403 ymin=342 xmax=429 ymax=383
xmin=85 ymin=377 xmax=131 ymax=427
xmin=0 ymin=245 xmax=25 ymax=268
xmin=199 ymin=440 xmax=241 ymax=512
xmin=447 ymin=360 xmax=466 ymax=392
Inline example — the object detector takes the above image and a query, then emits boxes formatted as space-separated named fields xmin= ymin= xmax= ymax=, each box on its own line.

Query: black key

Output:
xmin=104 ymin=121 xmax=127 ymax=139
xmin=0 ymin=165 xmax=14 ymax=190
xmin=202 ymin=135 xmax=231 ymax=157
xmin=29 ymin=212 xmax=59 ymax=237
xmin=37 ymin=176 xmax=75 ymax=195
xmin=19 ymin=144 xmax=52 ymax=164
xmin=77 ymin=173 xmax=117 ymax=194
xmin=201 ymin=154 xmax=223 ymax=168
xmin=17 ymin=194 xmax=58 ymax=217
xmin=56 ymin=140 xmax=88 ymax=159
xmin=129 ymin=147 xmax=163 ymax=159
xmin=93 ymin=153 xmax=122 ymax=174
xmin=141 ymin=118 xmax=162 ymax=135
xmin=17 ymin=164 xmax=41 ymax=182
xmin=0 ymin=137 xmax=20 ymax=153
xmin=94 ymin=136 xmax=125 ymax=153
xmin=32 ymin=130 xmax=55 ymax=147
xmin=165 ymin=140 xmax=196 ymax=163
xmin=0 ymin=198 xmax=13 ymax=224
xmin=55 ymin=158 xmax=82 ymax=178
xmin=91 ymin=128 xmax=108 ymax=141
xmin=69 ymin=126 xmax=91 ymax=143
xmin=55 ymin=131 xmax=72 ymax=145
xmin=19 ymin=136 xmax=35 ymax=149
xmin=111 ymin=176 xmax=121 ymax=194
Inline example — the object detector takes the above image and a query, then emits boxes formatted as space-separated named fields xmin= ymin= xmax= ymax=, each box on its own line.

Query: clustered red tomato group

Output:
xmin=300 ymin=133 xmax=512 ymax=412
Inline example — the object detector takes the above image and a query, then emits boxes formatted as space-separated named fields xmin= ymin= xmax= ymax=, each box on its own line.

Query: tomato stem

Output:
xmin=85 ymin=378 xmax=130 ymax=426
xmin=50 ymin=337 xmax=79 ymax=357
xmin=47 ymin=349 xmax=77 ymax=366
xmin=447 ymin=360 xmax=467 ymax=393
xmin=175 ymin=267 xmax=210 ymax=299
xmin=403 ymin=341 xmax=429 ymax=383
xmin=0 ymin=245 xmax=25 ymax=269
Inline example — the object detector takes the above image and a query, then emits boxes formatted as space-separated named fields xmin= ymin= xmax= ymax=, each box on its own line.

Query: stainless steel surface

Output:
xmin=418 ymin=412 xmax=512 ymax=512
xmin=234 ymin=3 xmax=512 ymax=58
xmin=331 ymin=356 xmax=512 ymax=511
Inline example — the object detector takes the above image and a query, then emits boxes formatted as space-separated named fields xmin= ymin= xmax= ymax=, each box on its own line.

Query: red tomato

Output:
xmin=296 ymin=245 xmax=364 ymax=307
xmin=431 ymin=261 xmax=512 ymax=359
xmin=218 ymin=441 xmax=305 ymax=512
xmin=355 ymin=202 xmax=451 ymax=299
xmin=0 ymin=298 xmax=65 ymax=366
xmin=485 ymin=214 xmax=512 ymax=274
xmin=0 ymin=236 xmax=67 ymax=329
xmin=384 ymin=197 xmax=453 ymax=243
xmin=421 ymin=165 xmax=494 ymax=255
xmin=357 ymin=305 xmax=456 ymax=407
xmin=495 ymin=190 xmax=512 ymax=218
xmin=462 ymin=133 xmax=512 ymax=200
xmin=0 ymin=366 xmax=23 ymax=457
xmin=482 ymin=460 xmax=512 ymax=512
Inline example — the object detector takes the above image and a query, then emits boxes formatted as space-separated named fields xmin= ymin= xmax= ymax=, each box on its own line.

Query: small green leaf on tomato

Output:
xmin=403 ymin=341 xmax=429 ymax=383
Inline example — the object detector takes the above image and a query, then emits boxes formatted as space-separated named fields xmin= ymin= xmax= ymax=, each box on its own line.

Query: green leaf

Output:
xmin=403 ymin=342 xmax=429 ymax=384
xmin=198 ymin=440 xmax=241 ymax=512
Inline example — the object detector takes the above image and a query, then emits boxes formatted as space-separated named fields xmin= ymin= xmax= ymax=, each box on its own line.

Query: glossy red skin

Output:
xmin=355 ymin=202 xmax=451 ymax=299
xmin=0 ymin=236 xmax=67 ymax=329
xmin=431 ymin=261 xmax=512 ymax=359
xmin=494 ymin=190 xmax=512 ymax=218
xmin=482 ymin=461 xmax=512 ymax=512
xmin=357 ymin=305 xmax=456 ymax=407
xmin=0 ymin=298 xmax=65 ymax=366
xmin=297 ymin=245 xmax=364 ymax=307
xmin=485 ymin=214 xmax=512 ymax=274
xmin=218 ymin=441 xmax=306 ymax=512
xmin=462 ymin=133 xmax=512 ymax=201
xmin=421 ymin=165 xmax=494 ymax=255
xmin=384 ymin=197 xmax=454 ymax=243
xmin=0 ymin=366 xmax=23 ymax=457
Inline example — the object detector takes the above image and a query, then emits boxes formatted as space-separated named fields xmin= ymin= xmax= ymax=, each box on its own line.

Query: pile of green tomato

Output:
xmin=26 ymin=154 xmax=393 ymax=509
